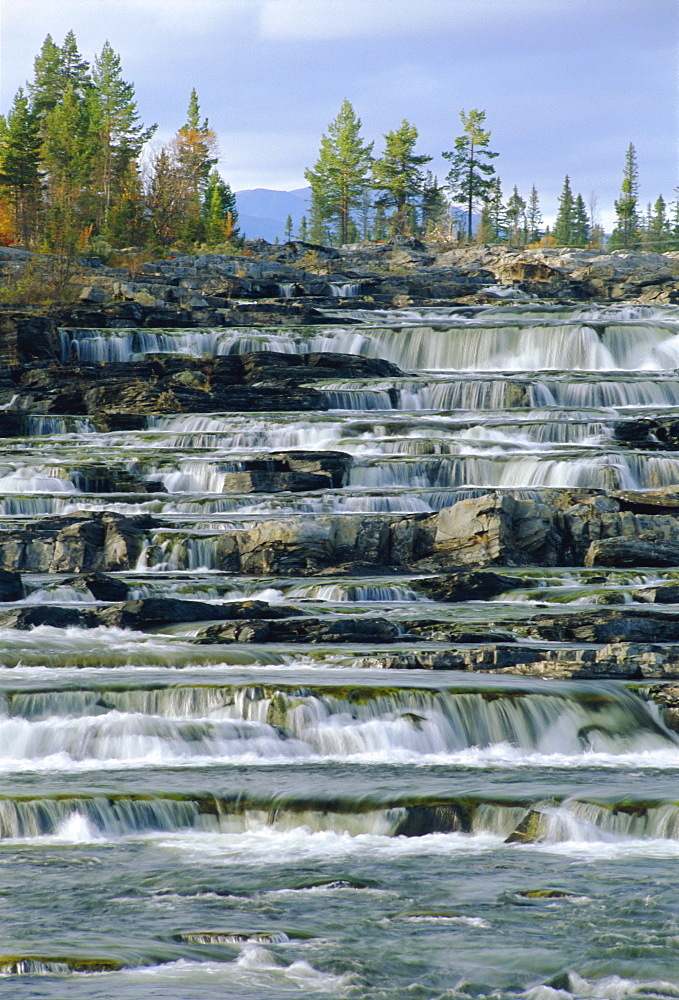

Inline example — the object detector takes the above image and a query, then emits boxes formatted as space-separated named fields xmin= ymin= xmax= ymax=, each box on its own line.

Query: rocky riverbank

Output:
xmin=2 ymin=241 xmax=679 ymax=343
xmin=2 ymin=245 xmax=679 ymax=730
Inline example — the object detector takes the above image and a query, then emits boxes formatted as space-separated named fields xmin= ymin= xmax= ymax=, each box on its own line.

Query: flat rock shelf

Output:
xmin=1 ymin=299 xmax=679 ymax=999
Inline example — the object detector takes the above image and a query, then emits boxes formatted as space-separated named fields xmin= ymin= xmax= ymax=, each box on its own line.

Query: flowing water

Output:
xmin=2 ymin=301 xmax=679 ymax=998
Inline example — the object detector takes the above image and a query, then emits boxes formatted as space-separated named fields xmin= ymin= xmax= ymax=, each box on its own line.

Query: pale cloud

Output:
xmin=259 ymin=0 xmax=554 ymax=41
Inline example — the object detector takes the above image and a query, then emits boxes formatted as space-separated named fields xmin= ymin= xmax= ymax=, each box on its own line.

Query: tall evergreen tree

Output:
xmin=505 ymin=185 xmax=526 ymax=246
xmin=304 ymin=100 xmax=373 ymax=245
xmin=553 ymin=175 xmax=575 ymax=246
xmin=169 ymin=89 xmax=219 ymax=241
xmin=442 ymin=109 xmax=498 ymax=240
xmin=525 ymin=185 xmax=542 ymax=244
xmin=201 ymin=168 xmax=239 ymax=244
xmin=28 ymin=31 xmax=91 ymax=121
xmin=572 ymin=193 xmax=590 ymax=247
xmin=420 ymin=171 xmax=447 ymax=235
xmin=610 ymin=143 xmax=640 ymax=249
xmin=91 ymin=41 xmax=156 ymax=228
xmin=0 ymin=88 xmax=42 ymax=243
xmin=371 ymin=120 xmax=431 ymax=236
xmin=646 ymin=195 xmax=670 ymax=252
xmin=485 ymin=176 xmax=506 ymax=244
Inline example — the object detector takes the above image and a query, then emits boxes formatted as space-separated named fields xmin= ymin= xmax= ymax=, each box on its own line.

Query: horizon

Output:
xmin=1 ymin=0 xmax=677 ymax=229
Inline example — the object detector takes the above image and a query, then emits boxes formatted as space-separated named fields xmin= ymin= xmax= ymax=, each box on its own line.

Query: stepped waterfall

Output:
xmin=1 ymin=299 xmax=679 ymax=999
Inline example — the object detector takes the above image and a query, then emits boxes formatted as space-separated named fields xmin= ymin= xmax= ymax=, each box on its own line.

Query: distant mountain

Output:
xmin=235 ymin=188 xmax=311 ymax=242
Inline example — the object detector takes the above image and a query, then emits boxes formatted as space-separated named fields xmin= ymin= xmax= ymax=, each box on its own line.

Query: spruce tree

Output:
xmin=647 ymin=195 xmax=670 ymax=252
xmin=29 ymin=31 xmax=91 ymax=120
xmin=304 ymin=100 xmax=373 ymax=245
xmin=371 ymin=120 xmax=431 ymax=236
xmin=572 ymin=193 xmax=590 ymax=247
xmin=505 ymin=185 xmax=526 ymax=247
xmin=420 ymin=171 xmax=447 ymax=236
xmin=553 ymin=175 xmax=575 ymax=246
xmin=201 ymin=169 xmax=239 ymax=245
xmin=0 ymin=89 xmax=41 ymax=243
xmin=610 ymin=143 xmax=640 ymax=249
xmin=91 ymin=41 xmax=156 ymax=229
xmin=525 ymin=185 xmax=542 ymax=244
xmin=442 ymin=109 xmax=498 ymax=240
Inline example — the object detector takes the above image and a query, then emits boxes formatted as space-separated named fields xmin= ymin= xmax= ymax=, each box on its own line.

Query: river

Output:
xmin=0 ymin=300 xmax=678 ymax=998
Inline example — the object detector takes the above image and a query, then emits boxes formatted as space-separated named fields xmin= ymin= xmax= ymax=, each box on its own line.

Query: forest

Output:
xmin=0 ymin=32 xmax=677 ymax=258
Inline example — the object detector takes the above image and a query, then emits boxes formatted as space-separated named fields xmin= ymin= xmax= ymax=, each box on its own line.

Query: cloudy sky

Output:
xmin=0 ymin=0 xmax=676 ymax=226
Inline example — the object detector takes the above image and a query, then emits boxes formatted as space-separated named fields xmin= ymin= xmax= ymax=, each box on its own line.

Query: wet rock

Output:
xmin=195 ymin=616 xmax=399 ymax=644
xmin=0 ymin=513 xmax=153 ymax=573
xmin=221 ymin=452 xmax=352 ymax=493
xmin=645 ymin=683 xmax=679 ymax=731
xmin=0 ymin=569 xmax=23 ymax=602
xmin=0 ymin=606 xmax=88 ymax=629
xmin=63 ymin=573 xmax=130 ymax=602
xmin=416 ymin=569 xmax=520 ymax=601
xmin=94 ymin=597 xmax=298 ymax=629
xmin=505 ymin=810 xmax=545 ymax=843
xmin=522 ymin=609 xmax=679 ymax=644
xmin=584 ymin=537 xmax=679 ymax=568
xmin=433 ymin=493 xmax=558 ymax=567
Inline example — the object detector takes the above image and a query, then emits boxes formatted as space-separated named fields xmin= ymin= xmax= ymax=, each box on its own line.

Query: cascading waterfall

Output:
xmin=5 ymin=301 xmax=679 ymax=997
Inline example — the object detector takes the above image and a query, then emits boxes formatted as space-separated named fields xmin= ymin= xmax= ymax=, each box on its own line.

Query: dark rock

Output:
xmin=0 ymin=606 xmax=88 ymax=629
xmin=584 ymin=537 xmax=679 ymax=568
xmin=64 ymin=573 xmax=130 ymax=602
xmin=195 ymin=616 xmax=399 ymax=644
xmin=416 ymin=570 xmax=520 ymax=602
xmin=94 ymin=597 xmax=299 ymax=629
xmin=522 ymin=609 xmax=679 ymax=644
xmin=0 ymin=569 xmax=23 ymax=602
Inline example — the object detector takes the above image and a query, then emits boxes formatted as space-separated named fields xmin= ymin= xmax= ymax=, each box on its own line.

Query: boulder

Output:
xmin=433 ymin=493 xmax=558 ymax=567
xmin=0 ymin=569 xmax=23 ymax=602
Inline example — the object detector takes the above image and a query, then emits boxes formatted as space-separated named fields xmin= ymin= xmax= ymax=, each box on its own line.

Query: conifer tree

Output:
xmin=610 ymin=143 xmax=640 ymax=249
xmin=298 ymin=216 xmax=308 ymax=241
xmin=505 ymin=185 xmax=526 ymax=246
xmin=91 ymin=41 xmax=156 ymax=229
xmin=372 ymin=120 xmax=431 ymax=236
xmin=201 ymin=168 xmax=239 ymax=245
xmin=646 ymin=195 xmax=670 ymax=252
xmin=486 ymin=176 xmax=505 ymax=243
xmin=572 ymin=193 xmax=590 ymax=247
xmin=284 ymin=214 xmax=293 ymax=242
xmin=553 ymin=175 xmax=575 ymax=246
xmin=0 ymin=88 xmax=41 ymax=243
xmin=442 ymin=109 xmax=498 ymax=240
xmin=525 ymin=185 xmax=542 ymax=244
xmin=420 ymin=171 xmax=447 ymax=235
xmin=29 ymin=31 xmax=91 ymax=120
xmin=304 ymin=100 xmax=373 ymax=245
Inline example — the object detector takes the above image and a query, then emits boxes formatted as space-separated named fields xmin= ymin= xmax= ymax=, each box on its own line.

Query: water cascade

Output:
xmin=3 ymin=300 xmax=679 ymax=998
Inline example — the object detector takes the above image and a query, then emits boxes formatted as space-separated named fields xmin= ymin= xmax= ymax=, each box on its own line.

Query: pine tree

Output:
xmin=485 ymin=176 xmax=505 ymax=243
xmin=41 ymin=83 xmax=101 ymax=249
xmin=572 ymin=193 xmax=590 ymax=247
xmin=298 ymin=216 xmax=308 ymax=241
xmin=304 ymin=100 xmax=373 ymax=245
xmin=609 ymin=143 xmax=640 ymax=249
xmin=420 ymin=171 xmax=447 ymax=236
xmin=371 ymin=120 xmax=431 ymax=236
xmin=553 ymin=175 xmax=575 ymax=246
xmin=29 ymin=31 xmax=91 ymax=120
xmin=169 ymin=89 xmax=219 ymax=242
xmin=0 ymin=89 xmax=42 ymax=243
xmin=91 ymin=41 xmax=156 ymax=229
xmin=505 ymin=186 xmax=526 ymax=247
xmin=646 ymin=195 xmax=670 ymax=252
xmin=201 ymin=169 xmax=239 ymax=245
xmin=525 ymin=185 xmax=542 ymax=244
xmin=284 ymin=214 xmax=293 ymax=242
xmin=442 ymin=109 xmax=498 ymax=240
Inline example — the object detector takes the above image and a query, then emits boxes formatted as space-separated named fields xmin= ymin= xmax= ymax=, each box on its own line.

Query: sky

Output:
xmin=0 ymin=0 xmax=677 ymax=227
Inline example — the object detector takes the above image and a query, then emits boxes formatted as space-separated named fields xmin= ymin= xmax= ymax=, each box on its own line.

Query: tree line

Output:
xmin=0 ymin=32 xmax=240 ymax=257
xmin=304 ymin=100 xmax=679 ymax=253
xmin=0 ymin=34 xmax=676 ymax=257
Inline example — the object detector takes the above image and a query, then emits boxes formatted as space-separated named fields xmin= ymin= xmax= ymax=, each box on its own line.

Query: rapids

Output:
xmin=2 ymin=301 xmax=679 ymax=998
